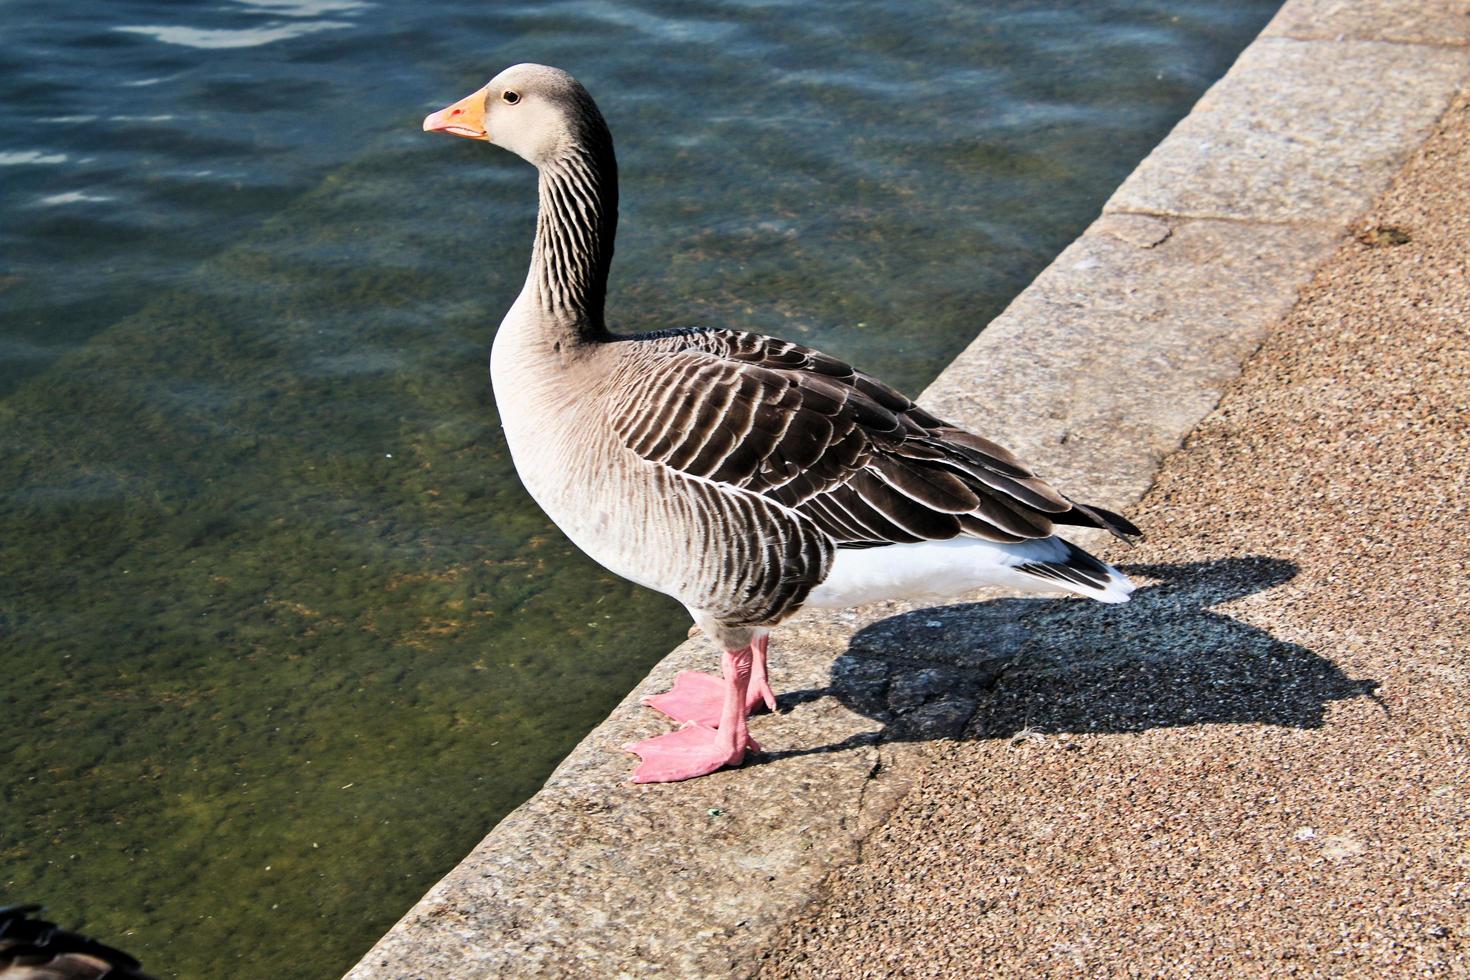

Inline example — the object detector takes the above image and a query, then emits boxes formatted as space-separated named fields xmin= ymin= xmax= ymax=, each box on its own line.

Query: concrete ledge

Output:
xmin=1263 ymin=0 xmax=1470 ymax=46
xmin=1106 ymin=36 xmax=1470 ymax=223
xmin=347 ymin=2 xmax=1470 ymax=976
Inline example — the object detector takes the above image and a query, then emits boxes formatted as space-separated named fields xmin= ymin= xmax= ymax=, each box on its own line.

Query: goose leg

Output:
xmin=625 ymin=645 xmax=760 ymax=783
xmin=748 ymin=633 xmax=777 ymax=713
xmin=643 ymin=632 xmax=776 ymax=727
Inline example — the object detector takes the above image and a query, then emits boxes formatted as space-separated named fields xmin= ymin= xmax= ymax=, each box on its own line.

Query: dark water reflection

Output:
xmin=1 ymin=1 xmax=1277 ymax=975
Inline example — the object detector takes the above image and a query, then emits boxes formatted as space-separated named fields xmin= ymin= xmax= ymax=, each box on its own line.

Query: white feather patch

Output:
xmin=803 ymin=536 xmax=1133 ymax=609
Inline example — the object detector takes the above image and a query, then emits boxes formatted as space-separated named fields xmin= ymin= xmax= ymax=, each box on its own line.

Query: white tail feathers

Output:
xmin=804 ymin=535 xmax=1134 ymax=609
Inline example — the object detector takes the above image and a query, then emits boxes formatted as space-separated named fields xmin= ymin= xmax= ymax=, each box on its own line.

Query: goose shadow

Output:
xmin=759 ymin=556 xmax=1379 ymax=762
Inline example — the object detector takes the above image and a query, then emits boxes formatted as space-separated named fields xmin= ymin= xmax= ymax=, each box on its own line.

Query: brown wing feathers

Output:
xmin=614 ymin=329 xmax=1140 ymax=549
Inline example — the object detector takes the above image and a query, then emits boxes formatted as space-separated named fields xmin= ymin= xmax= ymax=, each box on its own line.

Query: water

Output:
xmin=1 ymin=1 xmax=1277 ymax=975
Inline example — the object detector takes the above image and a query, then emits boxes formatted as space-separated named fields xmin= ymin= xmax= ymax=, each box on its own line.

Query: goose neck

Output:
xmin=527 ymin=145 xmax=618 ymax=339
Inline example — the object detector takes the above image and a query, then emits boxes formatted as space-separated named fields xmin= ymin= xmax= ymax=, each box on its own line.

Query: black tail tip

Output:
xmin=1091 ymin=504 xmax=1143 ymax=541
xmin=1060 ymin=497 xmax=1144 ymax=544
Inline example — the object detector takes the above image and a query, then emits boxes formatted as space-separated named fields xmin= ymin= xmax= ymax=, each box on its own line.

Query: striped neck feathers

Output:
xmin=529 ymin=140 xmax=618 ymax=338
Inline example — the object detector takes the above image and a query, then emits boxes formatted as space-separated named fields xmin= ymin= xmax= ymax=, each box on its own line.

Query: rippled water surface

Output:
xmin=2 ymin=1 xmax=1277 ymax=975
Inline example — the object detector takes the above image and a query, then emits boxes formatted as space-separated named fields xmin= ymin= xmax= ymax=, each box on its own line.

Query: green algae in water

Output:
xmin=2 ymin=153 xmax=687 ymax=977
xmin=1 ymin=1 xmax=1281 ymax=976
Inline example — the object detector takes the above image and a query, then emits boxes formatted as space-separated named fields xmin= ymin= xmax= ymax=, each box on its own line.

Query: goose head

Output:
xmin=422 ymin=63 xmax=611 ymax=168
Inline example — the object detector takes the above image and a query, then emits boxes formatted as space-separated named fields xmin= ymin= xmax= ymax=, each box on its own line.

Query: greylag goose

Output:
xmin=0 ymin=905 xmax=156 ymax=979
xmin=423 ymin=64 xmax=1139 ymax=783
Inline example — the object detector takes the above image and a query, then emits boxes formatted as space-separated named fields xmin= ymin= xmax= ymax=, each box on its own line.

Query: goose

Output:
xmin=0 ymin=905 xmax=156 ymax=979
xmin=423 ymin=64 xmax=1139 ymax=784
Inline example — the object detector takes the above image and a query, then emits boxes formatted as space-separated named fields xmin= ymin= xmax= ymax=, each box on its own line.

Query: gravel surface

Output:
xmin=759 ymin=89 xmax=1470 ymax=978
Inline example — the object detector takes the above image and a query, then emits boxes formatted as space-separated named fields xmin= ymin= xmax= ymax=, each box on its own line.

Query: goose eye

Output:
xmin=502 ymin=90 xmax=520 ymax=105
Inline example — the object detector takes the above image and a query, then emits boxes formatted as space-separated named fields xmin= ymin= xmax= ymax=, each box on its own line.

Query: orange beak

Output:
xmin=423 ymin=88 xmax=489 ymax=141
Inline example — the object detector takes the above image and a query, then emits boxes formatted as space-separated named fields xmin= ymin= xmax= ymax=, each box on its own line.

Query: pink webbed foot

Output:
xmin=623 ymin=723 xmax=761 ymax=783
xmin=643 ymin=670 xmax=776 ymax=727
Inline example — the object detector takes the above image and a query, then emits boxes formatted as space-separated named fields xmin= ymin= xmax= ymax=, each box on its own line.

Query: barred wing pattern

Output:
xmin=608 ymin=329 xmax=1137 ymax=621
